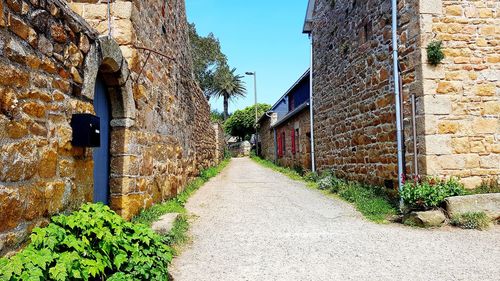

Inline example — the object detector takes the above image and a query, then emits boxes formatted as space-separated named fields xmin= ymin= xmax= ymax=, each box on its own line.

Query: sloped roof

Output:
xmin=303 ymin=0 xmax=315 ymax=33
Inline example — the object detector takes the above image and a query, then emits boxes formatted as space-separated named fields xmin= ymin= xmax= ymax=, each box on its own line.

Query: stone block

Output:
xmin=39 ymin=149 xmax=57 ymax=178
xmin=0 ymin=186 xmax=23 ymax=232
xmin=437 ymin=121 xmax=459 ymax=134
xmin=151 ymin=213 xmax=180 ymax=235
xmin=0 ymin=60 xmax=30 ymax=88
xmin=425 ymin=135 xmax=452 ymax=155
xmin=451 ymin=137 xmax=469 ymax=154
xmin=420 ymin=0 xmax=442 ymax=15
xmin=472 ymin=118 xmax=497 ymax=134
xmin=83 ymin=4 xmax=107 ymax=20
xmin=112 ymin=19 xmax=134 ymax=45
xmin=0 ymin=0 xmax=5 ymax=27
xmin=480 ymin=155 xmax=500 ymax=169
xmin=112 ymin=1 xmax=132 ymax=19
xmin=445 ymin=5 xmax=462 ymax=16
xmin=423 ymin=95 xmax=451 ymax=115
xmin=404 ymin=210 xmax=446 ymax=227
xmin=50 ymin=23 xmax=67 ymax=43
xmin=446 ymin=194 xmax=500 ymax=220
xmin=475 ymin=84 xmax=496 ymax=96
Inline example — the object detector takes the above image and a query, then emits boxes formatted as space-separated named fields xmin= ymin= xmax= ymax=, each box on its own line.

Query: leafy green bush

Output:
xmin=427 ymin=41 xmax=445 ymax=65
xmin=401 ymin=177 xmax=466 ymax=210
xmin=0 ymin=203 xmax=173 ymax=281
xmin=451 ymin=212 xmax=490 ymax=230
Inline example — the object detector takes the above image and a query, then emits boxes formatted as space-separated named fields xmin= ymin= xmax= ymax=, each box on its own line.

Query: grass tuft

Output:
xmin=450 ymin=212 xmax=490 ymax=230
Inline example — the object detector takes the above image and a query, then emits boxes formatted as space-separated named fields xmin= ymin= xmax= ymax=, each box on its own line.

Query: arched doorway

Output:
xmin=81 ymin=36 xmax=136 ymax=215
xmin=92 ymin=76 xmax=111 ymax=204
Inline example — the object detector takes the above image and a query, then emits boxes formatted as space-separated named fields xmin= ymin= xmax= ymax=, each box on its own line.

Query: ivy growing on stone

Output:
xmin=426 ymin=41 xmax=445 ymax=66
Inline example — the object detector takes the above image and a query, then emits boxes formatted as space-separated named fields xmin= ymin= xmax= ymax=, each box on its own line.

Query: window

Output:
xmin=288 ymin=95 xmax=295 ymax=112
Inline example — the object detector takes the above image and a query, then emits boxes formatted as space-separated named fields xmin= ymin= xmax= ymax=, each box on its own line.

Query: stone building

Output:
xmin=0 ymin=0 xmax=220 ymax=255
xmin=304 ymin=0 xmax=499 ymax=188
xmin=258 ymin=70 xmax=312 ymax=170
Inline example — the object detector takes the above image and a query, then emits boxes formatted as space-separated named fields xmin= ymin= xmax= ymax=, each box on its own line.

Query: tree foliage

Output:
xmin=188 ymin=23 xmax=227 ymax=96
xmin=224 ymin=103 xmax=271 ymax=140
xmin=208 ymin=66 xmax=247 ymax=119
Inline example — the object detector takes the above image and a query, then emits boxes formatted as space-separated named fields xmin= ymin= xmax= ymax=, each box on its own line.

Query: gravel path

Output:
xmin=170 ymin=158 xmax=500 ymax=281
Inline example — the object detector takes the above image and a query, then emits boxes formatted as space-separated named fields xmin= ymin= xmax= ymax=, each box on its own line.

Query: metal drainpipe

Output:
xmin=391 ymin=0 xmax=405 ymax=208
xmin=309 ymin=35 xmax=316 ymax=173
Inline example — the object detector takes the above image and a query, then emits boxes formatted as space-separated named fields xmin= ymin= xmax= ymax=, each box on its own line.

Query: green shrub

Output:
xmin=303 ymin=171 xmax=319 ymax=182
xmin=468 ymin=177 xmax=500 ymax=195
xmin=451 ymin=212 xmax=490 ymax=230
xmin=0 ymin=203 xmax=173 ymax=281
xmin=401 ymin=177 xmax=466 ymax=210
xmin=427 ymin=41 xmax=445 ymax=65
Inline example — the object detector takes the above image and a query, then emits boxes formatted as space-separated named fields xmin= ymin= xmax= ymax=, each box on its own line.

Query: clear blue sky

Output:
xmin=185 ymin=0 xmax=310 ymax=113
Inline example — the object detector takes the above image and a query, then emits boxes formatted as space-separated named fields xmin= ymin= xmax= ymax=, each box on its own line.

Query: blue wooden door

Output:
xmin=93 ymin=77 xmax=111 ymax=204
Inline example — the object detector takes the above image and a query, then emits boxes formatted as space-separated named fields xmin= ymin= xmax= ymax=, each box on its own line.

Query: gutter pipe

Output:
xmin=391 ymin=0 xmax=405 ymax=207
xmin=309 ymin=35 xmax=316 ymax=173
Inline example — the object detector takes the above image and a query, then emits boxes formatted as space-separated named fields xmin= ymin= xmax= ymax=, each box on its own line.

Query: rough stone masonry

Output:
xmin=310 ymin=0 xmax=499 ymax=188
xmin=0 ymin=0 xmax=220 ymax=256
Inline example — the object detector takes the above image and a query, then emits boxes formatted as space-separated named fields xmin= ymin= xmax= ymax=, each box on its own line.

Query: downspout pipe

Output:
xmin=309 ymin=35 xmax=316 ymax=173
xmin=391 ymin=0 xmax=405 ymax=206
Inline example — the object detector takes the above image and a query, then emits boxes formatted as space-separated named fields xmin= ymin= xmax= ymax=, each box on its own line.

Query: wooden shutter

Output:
xmin=291 ymin=129 xmax=296 ymax=154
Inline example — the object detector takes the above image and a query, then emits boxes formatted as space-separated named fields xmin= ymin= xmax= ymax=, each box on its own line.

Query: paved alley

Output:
xmin=171 ymin=158 xmax=500 ymax=281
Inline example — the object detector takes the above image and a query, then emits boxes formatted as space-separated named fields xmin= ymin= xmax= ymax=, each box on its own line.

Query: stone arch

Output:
xmin=81 ymin=36 xmax=136 ymax=213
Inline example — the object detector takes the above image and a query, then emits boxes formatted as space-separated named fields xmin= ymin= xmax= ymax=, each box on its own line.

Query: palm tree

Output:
xmin=208 ymin=66 xmax=247 ymax=120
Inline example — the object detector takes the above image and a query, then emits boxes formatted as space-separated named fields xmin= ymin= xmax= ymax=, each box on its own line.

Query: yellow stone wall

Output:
xmin=420 ymin=0 xmax=499 ymax=188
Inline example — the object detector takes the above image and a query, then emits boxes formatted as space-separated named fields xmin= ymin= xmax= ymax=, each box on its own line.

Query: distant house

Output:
xmin=258 ymin=70 xmax=312 ymax=170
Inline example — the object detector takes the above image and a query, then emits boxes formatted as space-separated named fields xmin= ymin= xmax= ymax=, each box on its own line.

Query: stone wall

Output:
xmin=419 ymin=0 xmax=499 ymax=188
xmin=311 ymin=0 xmax=421 ymax=186
xmin=212 ymin=122 xmax=226 ymax=164
xmin=275 ymin=109 xmax=312 ymax=170
xmin=0 ymin=0 xmax=215 ymax=255
xmin=258 ymin=116 xmax=275 ymax=161
xmin=0 ymin=0 xmax=101 ymax=255
xmin=65 ymin=0 xmax=216 ymax=217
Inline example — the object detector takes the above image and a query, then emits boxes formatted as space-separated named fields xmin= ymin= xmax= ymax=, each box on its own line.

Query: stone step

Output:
xmin=445 ymin=193 xmax=500 ymax=221
xmin=151 ymin=213 xmax=180 ymax=235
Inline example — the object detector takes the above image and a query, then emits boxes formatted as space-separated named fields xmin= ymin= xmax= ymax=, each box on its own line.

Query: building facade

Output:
xmin=0 ymin=0 xmax=221 ymax=255
xmin=304 ymin=0 xmax=499 ymax=188
xmin=258 ymin=70 xmax=312 ymax=171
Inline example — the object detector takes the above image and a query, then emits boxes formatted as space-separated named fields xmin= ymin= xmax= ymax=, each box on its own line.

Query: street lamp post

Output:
xmin=245 ymin=71 xmax=258 ymax=156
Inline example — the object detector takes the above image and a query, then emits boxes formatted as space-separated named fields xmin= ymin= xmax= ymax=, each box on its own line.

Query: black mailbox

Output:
xmin=70 ymin=114 xmax=101 ymax=147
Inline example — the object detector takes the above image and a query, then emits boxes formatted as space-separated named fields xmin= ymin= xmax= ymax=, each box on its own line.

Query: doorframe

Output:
xmin=80 ymin=36 xmax=136 ymax=216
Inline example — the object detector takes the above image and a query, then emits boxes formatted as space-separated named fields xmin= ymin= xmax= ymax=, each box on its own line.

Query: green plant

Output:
xmin=401 ymin=177 xmax=466 ymax=210
xmin=0 ymin=203 xmax=173 ymax=280
xmin=303 ymin=171 xmax=319 ymax=182
xmin=468 ymin=177 xmax=500 ymax=195
xmin=427 ymin=41 xmax=445 ymax=66
xmin=451 ymin=212 xmax=490 ymax=230
xmin=224 ymin=104 xmax=271 ymax=140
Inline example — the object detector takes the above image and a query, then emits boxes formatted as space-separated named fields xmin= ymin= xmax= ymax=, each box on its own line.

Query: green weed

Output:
xmin=450 ymin=212 xmax=490 ymax=230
